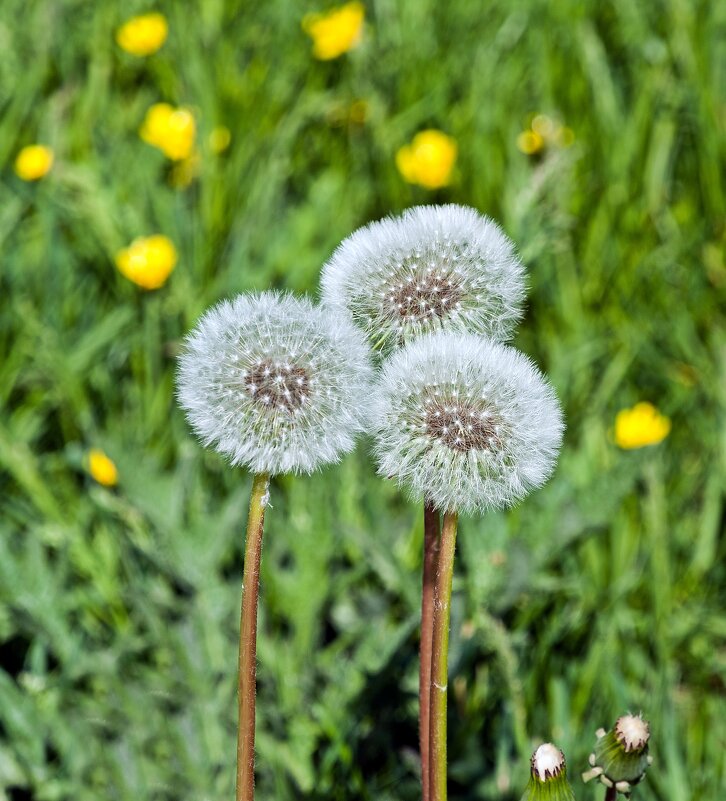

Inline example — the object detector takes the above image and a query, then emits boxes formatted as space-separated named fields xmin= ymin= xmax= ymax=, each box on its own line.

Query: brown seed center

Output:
xmin=385 ymin=270 xmax=464 ymax=323
xmin=244 ymin=359 xmax=309 ymax=411
xmin=425 ymin=398 xmax=500 ymax=452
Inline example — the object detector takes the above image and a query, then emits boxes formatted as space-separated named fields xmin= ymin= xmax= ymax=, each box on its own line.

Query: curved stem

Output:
xmin=429 ymin=510 xmax=458 ymax=801
xmin=236 ymin=473 xmax=270 ymax=801
xmin=420 ymin=501 xmax=441 ymax=801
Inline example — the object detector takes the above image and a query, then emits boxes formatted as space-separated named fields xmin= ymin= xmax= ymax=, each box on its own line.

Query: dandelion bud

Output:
xmin=321 ymin=204 xmax=525 ymax=355
xmin=520 ymin=743 xmax=575 ymax=801
xmin=177 ymin=292 xmax=373 ymax=475
xmin=371 ymin=332 xmax=564 ymax=515
xmin=582 ymin=714 xmax=652 ymax=794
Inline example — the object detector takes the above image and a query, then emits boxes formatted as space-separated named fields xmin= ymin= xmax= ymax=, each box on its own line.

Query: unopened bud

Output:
xmin=582 ymin=714 xmax=652 ymax=794
xmin=521 ymin=743 xmax=575 ymax=801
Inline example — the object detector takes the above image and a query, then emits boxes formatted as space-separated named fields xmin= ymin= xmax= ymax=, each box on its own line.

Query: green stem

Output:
xmin=420 ymin=501 xmax=441 ymax=801
xmin=236 ymin=472 xmax=270 ymax=801
xmin=429 ymin=510 xmax=458 ymax=801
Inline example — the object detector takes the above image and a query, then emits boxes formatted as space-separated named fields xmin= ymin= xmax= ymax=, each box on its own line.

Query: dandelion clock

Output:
xmin=177 ymin=291 xmax=372 ymax=801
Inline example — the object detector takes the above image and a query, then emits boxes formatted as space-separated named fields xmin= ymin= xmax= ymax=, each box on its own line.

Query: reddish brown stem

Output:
xmin=236 ymin=473 xmax=270 ymax=801
xmin=420 ymin=501 xmax=441 ymax=801
xmin=429 ymin=510 xmax=458 ymax=801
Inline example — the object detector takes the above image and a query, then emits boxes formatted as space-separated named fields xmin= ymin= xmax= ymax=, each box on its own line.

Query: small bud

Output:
xmin=521 ymin=743 xmax=576 ymax=801
xmin=582 ymin=714 xmax=652 ymax=793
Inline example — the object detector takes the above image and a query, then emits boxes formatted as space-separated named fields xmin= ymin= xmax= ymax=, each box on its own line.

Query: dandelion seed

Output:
xmin=177 ymin=292 xmax=373 ymax=475
xmin=321 ymin=204 xmax=526 ymax=353
xmin=371 ymin=332 xmax=564 ymax=515
xmin=583 ymin=714 xmax=652 ymax=794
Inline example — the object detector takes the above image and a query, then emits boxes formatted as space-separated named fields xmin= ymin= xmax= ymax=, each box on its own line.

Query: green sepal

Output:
xmin=520 ymin=768 xmax=576 ymax=801
xmin=594 ymin=729 xmax=650 ymax=785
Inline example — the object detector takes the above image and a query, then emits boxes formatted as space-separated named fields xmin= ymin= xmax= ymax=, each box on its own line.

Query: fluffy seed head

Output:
xmin=177 ymin=292 xmax=373 ymax=475
xmin=371 ymin=332 xmax=564 ymax=514
xmin=321 ymin=204 xmax=525 ymax=354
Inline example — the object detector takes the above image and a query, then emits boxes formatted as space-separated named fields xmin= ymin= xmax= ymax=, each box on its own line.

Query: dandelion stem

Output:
xmin=429 ymin=510 xmax=458 ymax=801
xmin=604 ymin=787 xmax=617 ymax=801
xmin=236 ymin=472 xmax=270 ymax=801
xmin=420 ymin=500 xmax=441 ymax=801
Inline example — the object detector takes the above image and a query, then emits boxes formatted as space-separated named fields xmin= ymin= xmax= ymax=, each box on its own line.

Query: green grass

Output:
xmin=1 ymin=1 xmax=725 ymax=800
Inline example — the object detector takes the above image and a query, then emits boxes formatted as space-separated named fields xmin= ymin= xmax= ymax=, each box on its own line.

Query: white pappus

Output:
xmin=177 ymin=291 xmax=373 ymax=475
xmin=371 ymin=332 xmax=564 ymax=514
xmin=320 ymin=204 xmax=526 ymax=354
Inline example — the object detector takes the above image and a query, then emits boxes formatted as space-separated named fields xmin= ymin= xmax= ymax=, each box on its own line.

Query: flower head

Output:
xmin=87 ymin=449 xmax=118 ymax=487
xmin=396 ymin=130 xmax=457 ymax=189
xmin=116 ymin=12 xmax=168 ymax=56
xmin=321 ymin=204 xmax=525 ymax=354
xmin=521 ymin=744 xmax=575 ymax=801
xmin=14 ymin=145 xmax=54 ymax=181
xmin=583 ymin=714 xmax=652 ymax=795
xmin=115 ymin=235 xmax=177 ymax=289
xmin=177 ymin=292 xmax=373 ymax=475
xmin=371 ymin=332 xmax=564 ymax=514
xmin=140 ymin=103 xmax=196 ymax=161
xmin=302 ymin=2 xmax=364 ymax=60
xmin=614 ymin=402 xmax=670 ymax=449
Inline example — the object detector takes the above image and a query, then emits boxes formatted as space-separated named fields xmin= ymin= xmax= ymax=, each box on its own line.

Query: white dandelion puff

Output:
xmin=177 ymin=292 xmax=373 ymax=475
xmin=371 ymin=332 xmax=564 ymax=514
xmin=321 ymin=204 xmax=526 ymax=354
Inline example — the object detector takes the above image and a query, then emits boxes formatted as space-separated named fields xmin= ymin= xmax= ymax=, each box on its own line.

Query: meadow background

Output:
xmin=1 ymin=1 xmax=725 ymax=800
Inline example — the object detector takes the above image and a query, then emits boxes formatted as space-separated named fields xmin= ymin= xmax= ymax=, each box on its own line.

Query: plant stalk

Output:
xmin=420 ymin=501 xmax=441 ymax=801
xmin=236 ymin=472 xmax=270 ymax=801
xmin=604 ymin=787 xmax=617 ymax=801
xmin=429 ymin=510 xmax=459 ymax=801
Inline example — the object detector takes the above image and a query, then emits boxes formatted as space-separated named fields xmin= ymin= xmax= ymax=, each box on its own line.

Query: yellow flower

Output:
xmin=14 ymin=145 xmax=54 ymax=181
xmin=518 ymin=114 xmax=575 ymax=156
xmin=208 ymin=125 xmax=231 ymax=154
xmin=116 ymin=12 xmax=168 ymax=56
xmin=302 ymin=2 xmax=364 ymax=60
xmin=516 ymin=130 xmax=544 ymax=155
xmin=396 ymin=129 xmax=458 ymax=189
xmin=88 ymin=449 xmax=118 ymax=487
xmin=115 ymin=235 xmax=178 ymax=289
xmin=614 ymin=402 xmax=671 ymax=449
xmin=140 ymin=103 xmax=195 ymax=161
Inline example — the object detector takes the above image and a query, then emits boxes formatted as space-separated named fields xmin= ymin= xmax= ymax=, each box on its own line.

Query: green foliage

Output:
xmin=1 ymin=1 xmax=724 ymax=800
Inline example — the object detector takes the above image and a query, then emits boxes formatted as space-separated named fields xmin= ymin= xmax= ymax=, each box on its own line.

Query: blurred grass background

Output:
xmin=1 ymin=1 xmax=725 ymax=800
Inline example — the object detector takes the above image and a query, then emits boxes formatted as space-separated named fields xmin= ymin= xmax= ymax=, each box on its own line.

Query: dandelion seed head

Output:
xmin=371 ymin=332 xmax=563 ymax=514
xmin=177 ymin=292 xmax=373 ymax=475
xmin=321 ymin=204 xmax=525 ymax=354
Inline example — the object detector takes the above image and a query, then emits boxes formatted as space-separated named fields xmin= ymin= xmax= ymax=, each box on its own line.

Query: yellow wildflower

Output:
xmin=170 ymin=151 xmax=200 ymax=188
xmin=116 ymin=12 xmax=168 ymax=56
xmin=518 ymin=114 xmax=574 ymax=156
xmin=140 ymin=103 xmax=195 ymax=161
xmin=516 ymin=130 xmax=544 ymax=155
xmin=88 ymin=449 xmax=118 ymax=487
xmin=396 ymin=129 xmax=457 ymax=189
xmin=614 ymin=402 xmax=671 ymax=449
xmin=115 ymin=235 xmax=177 ymax=289
xmin=14 ymin=145 xmax=54 ymax=181
xmin=208 ymin=126 xmax=231 ymax=154
xmin=302 ymin=2 xmax=364 ymax=60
